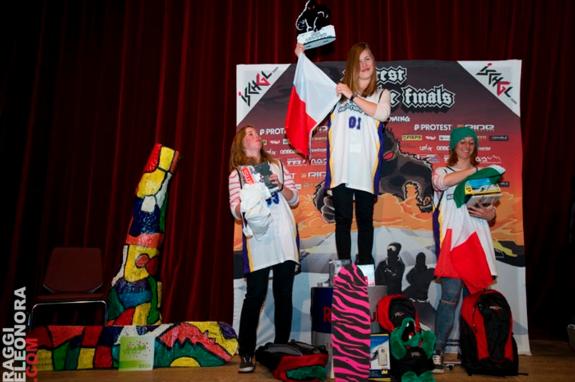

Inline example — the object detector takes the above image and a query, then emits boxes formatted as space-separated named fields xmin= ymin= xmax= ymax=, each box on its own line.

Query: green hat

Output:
xmin=450 ymin=127 xmax=478 ymax=150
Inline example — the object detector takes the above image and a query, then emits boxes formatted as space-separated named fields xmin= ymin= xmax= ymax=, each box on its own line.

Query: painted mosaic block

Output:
xmin=28 ymin=322 xmax=238 ymax=370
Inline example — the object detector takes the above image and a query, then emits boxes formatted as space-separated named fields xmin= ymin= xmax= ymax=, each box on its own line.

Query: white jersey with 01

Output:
xmin=326 ymin=89 xmax=386 ymax=195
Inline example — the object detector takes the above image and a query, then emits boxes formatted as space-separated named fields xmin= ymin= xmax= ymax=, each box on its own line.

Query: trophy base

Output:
xmin=297 ymin=25 xmax=336 ymax=50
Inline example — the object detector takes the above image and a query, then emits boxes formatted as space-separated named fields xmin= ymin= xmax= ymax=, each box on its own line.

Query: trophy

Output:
xmin=464 ymin=178 xmax=502 ymax=208
xmin=295 ymin=0 xmax=336 ymax=50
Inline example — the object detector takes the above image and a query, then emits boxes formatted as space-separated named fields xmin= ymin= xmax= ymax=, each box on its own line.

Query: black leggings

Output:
xmin=238 ymin=260 xmax=296 ymax=356
xmin=331 ymin=184 xmax=376 ymax=264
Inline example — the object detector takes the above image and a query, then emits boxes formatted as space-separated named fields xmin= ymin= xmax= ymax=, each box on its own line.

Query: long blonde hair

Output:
xmin=342 ymin=42 xmax=377 ymax=97
xmin=229 ymin=125 xmax=277 ymax=171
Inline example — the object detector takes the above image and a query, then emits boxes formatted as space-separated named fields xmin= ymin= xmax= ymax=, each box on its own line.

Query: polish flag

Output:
xmin=285 ymin=53 xmax=340 ymax=157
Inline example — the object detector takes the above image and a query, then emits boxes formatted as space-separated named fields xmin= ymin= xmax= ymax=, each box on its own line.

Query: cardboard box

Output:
xmin=369 ymin=333 xmax=391 ymax=381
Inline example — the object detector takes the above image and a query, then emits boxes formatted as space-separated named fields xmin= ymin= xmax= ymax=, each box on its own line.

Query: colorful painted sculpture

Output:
xmin=27 ymin=144 xmax=238 ymax=371
xmin=107 ymin=144 xmax=179 ymax=325
xmin=30 ymin=322 xmax=238 ymax=370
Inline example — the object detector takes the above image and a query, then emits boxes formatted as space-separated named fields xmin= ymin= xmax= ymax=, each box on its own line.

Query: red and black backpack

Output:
xmin=255 ymin=340 xmax=329 ymax=382
xmin=376 ymin=294 xmax=421 ymax=333
xmin=459 ymin=289 xmax=519 ymax=376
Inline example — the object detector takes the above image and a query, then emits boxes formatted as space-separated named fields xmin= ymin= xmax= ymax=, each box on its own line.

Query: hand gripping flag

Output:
xmin=285 ymin=53 xmax=340 ymax=157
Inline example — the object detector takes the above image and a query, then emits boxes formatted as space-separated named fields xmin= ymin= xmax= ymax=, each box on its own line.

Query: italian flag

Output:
xmin=436 ymin=226 xmax=494 ymax=293
xmin=435 ymin=166 xmax=505 ymax=293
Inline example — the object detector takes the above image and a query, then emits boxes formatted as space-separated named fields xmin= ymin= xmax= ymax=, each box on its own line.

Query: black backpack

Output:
xmin=459 ymin=289 xmax=519 ymax=376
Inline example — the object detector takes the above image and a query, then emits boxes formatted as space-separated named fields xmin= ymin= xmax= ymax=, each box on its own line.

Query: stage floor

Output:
xmin=37 ymin=340 xmax=574 ymax=382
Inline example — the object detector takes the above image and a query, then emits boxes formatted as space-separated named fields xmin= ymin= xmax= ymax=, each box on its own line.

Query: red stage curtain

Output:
xmin=2 ymin=0 xmax=574 ymax=339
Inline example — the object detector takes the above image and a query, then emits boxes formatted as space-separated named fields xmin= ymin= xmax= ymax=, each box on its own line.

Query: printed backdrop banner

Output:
xmin=234 ymin=60 xmax=529 ymax=354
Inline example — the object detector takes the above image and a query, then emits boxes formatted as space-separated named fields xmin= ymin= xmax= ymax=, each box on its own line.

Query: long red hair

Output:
xmin=447 ymin=147 xmax=479 ymax=166
xmin=229 ymin=125 xmax=277 ymax=171
xmin=342 ymin=42 xmax=377 ymax=97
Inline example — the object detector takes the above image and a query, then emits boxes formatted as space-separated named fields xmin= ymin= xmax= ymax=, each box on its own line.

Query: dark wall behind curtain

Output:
xmin=2 ymin=0 xmax=574 ymax=339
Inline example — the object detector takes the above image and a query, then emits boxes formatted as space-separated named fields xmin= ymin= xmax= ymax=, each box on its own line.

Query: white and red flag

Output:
xmin=285 ymin=53 xmax=340 ymax=157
